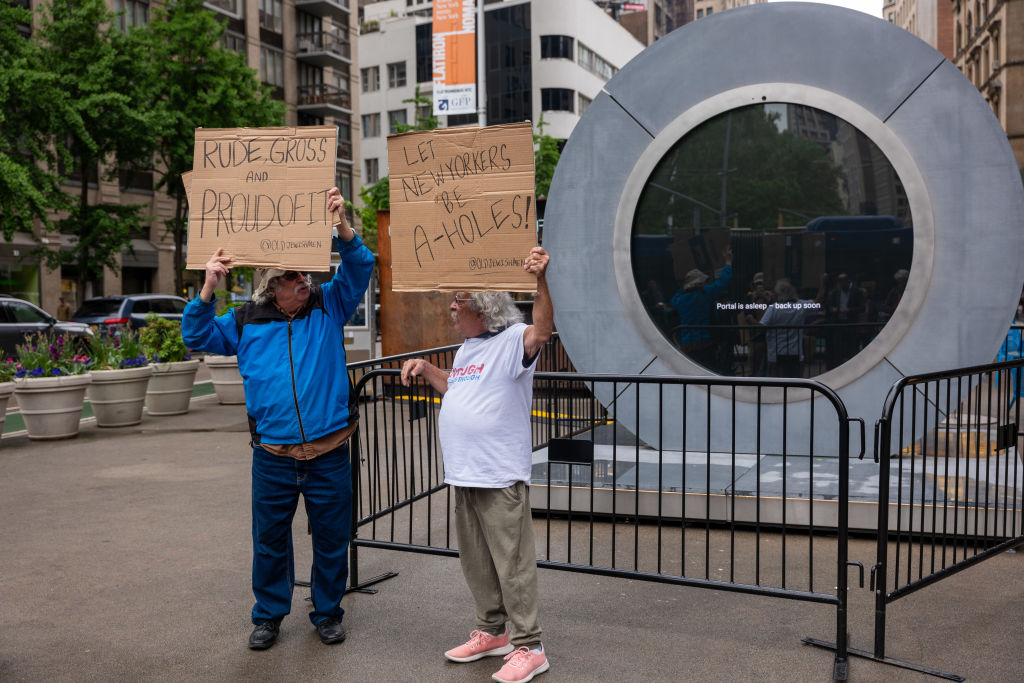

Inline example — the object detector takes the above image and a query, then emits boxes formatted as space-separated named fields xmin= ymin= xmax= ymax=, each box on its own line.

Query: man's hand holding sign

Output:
xmin=181 ymin=127 xmax=374 ymax=653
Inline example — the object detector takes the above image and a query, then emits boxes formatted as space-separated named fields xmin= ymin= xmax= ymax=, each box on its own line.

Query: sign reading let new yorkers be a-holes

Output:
xmin=387 ymin=122 xmax=537 ymax=292
xmin=185 ymin=126 xmax=337 ymax=271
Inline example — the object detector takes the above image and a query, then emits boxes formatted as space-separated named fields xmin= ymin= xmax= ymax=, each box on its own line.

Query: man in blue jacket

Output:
xmin=182 ymin=186 xmax=374 ymax=651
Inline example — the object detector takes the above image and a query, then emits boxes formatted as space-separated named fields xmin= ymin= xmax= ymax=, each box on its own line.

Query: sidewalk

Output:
xmin=0 ymin=395 xmax=1020 ymax=681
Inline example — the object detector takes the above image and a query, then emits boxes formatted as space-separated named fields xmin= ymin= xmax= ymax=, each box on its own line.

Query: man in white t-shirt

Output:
xmin=400 ymin=246 xmax=552 ymax=683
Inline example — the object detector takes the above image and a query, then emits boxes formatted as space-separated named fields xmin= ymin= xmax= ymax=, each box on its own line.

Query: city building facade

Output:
xmin=357 ymin=0 xmax=643 ymax=185
xmin=6 ymin=0 xmax=358 ymax=312
xmin=883 ymin=0 xmax=954 ymax=60
xmin=951 ymin=0 xmax=1023 ymax=169
xmin=609 ymin=0 xmax=692 ymax=45
xmin=692 ymin=0 xmax=765 ymax=21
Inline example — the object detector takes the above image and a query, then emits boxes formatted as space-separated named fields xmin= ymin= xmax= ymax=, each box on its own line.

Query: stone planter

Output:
xmin=204 ymin=355 xmax=245 ymax=405
xmin=13 ymin=374 xmax=92 ymax=440
xmin=88 ymin=365 xmax=154 ymax=427
xmin=0 ymin=381 xmax=13 ymax=438
xmin=145 ymin=359 xmax=200 ymax=416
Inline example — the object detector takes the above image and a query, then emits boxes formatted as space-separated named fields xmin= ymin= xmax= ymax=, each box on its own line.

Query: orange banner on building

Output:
xmin=432 ymin=0 xmax=476 ymax=116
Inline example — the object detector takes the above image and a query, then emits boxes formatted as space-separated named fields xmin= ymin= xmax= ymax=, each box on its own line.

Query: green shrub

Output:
xmin=139 ymin=314 xmax=190 ymax=363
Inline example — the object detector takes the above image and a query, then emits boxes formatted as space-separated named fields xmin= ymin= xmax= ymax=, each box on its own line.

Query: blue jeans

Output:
xmin=250 ymin=443 xmax=352 ymax=625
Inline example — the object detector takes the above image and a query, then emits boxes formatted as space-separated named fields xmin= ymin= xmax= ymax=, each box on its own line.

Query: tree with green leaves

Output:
xmin=0 ymin=1 xmax=67 ymax=238
xmin=634 ymin=105 xmax=846 ymax=233
xmin=33 ymin=0 xmax=164 ymax=301
xmin=394 ymin=85 xmax=439 ymax=134
xmin=142 ymin=0 xmax=284 ymax=295
xmin=533 ymin=115 xmax=561 ymax=200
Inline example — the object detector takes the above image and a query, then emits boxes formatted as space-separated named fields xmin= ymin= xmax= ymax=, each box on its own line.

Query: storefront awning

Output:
xmin=122 ymin=239 xmax=159 ymax=269
xmin=0 ymin=232 xmax=43 ymax=265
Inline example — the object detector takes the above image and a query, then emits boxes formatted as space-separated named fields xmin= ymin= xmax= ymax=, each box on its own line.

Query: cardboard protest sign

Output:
xmin=669 ymin=227 xmax=732 ymax=280
xmin=387 ymin=122 xmax=537 ymax=292
xmin=185 ymin=126 xmax=337 ymax=271
xmin=801 ymin=232 xmax=826 ymax=289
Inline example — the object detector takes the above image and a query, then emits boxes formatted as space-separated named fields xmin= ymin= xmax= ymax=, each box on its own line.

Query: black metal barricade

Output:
xmin=868 ymin=357 xmax=1024 ymax=680
xmin=347 ymin=368 xmax=858 ymax=680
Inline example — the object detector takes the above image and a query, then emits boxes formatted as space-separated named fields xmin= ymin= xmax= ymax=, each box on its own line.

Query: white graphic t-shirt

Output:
xmin=438 ymin=322 xmax=537 ymax=488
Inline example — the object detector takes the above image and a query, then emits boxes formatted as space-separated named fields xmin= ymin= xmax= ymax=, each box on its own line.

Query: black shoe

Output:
xmin=248 ymin=620 xmax=280 ymax=650
xmin=316 ymin=618 xmax=346 ymax=645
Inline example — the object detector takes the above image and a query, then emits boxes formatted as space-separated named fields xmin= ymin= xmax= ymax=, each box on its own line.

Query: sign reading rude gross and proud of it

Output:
xmin=185 ymin=126 xmax=337 ymax=271
xmin=387 ymin=122 xmax=537 ymax=292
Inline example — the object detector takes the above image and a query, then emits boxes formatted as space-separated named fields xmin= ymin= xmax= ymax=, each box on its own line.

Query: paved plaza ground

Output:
xmin=0 ymin=390 xmax=1021 ymax=682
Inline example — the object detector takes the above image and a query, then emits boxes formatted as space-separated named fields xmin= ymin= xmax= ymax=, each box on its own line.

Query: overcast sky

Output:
xmin=768 ymin=0 xmax=883 ymax=18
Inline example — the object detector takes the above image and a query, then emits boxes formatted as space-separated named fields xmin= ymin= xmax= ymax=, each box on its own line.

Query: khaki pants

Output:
xmin=454 ymin=482 xmax=542 ymax=648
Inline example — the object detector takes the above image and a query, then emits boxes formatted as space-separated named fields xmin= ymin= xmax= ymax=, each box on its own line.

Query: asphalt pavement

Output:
xmin=0 ymin=391 xmax=1021 ymax=682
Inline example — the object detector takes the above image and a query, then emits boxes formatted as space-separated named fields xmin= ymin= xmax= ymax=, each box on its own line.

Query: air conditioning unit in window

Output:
xmin=298 ymin=38 xmax=313 ymax=52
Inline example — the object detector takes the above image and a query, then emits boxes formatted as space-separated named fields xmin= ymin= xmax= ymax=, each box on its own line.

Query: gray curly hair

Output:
xmin=463 ymin=291 xmax=523 ymax=332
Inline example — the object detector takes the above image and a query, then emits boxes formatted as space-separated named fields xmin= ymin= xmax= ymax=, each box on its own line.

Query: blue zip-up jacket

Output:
xmin=182 ymin=234 xmax=375 ymax=444
xmin=670 ymin=264 xmax=732 ymax=346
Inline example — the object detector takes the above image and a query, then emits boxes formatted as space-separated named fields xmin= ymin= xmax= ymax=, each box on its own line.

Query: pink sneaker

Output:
xmin=491 ymin=646 xmax=549 ymax=683
xmin=444 ymin=630 xmax=514 ymax=662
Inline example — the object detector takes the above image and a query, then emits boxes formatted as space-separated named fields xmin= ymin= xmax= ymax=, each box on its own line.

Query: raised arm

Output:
xmin=523 ymin=246 xmax=553 ymax=360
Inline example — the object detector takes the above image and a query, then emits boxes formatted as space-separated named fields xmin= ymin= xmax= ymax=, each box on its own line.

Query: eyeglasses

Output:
xmin=453 ymin=294 xmax=474 ymax=307
xmin=279 ymin=271 xmax=305 ymax=282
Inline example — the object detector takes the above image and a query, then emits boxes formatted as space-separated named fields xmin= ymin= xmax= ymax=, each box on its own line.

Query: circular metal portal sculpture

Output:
xmin=545 ymin=3 xmax=1024 ymax=452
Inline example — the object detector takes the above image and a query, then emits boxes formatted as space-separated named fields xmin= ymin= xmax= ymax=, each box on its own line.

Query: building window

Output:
xmin=337 ymin=119 xmax=351 ymax=142
xmin=485 ymin=4 xmax=532 ymax=126
xmin=334 ymin=69 xmax=350 ymax=93
xmin=365 ymin=158 xmax=379 ymax=185
xmin=541 ymin=88 xmax=574 ymax=113
xmin=336 ymin=168 xmax=352 ymax=205
xmin=388 ymin=109 xmax=407 ymax=133
xmin=260 ymin=47 xmax=284 ymax=87
xmin=578 ymin=93 xmax=592 ymax=116
xmin=447 ymin=113 xmax=478 ymax=127
xmin=706 ymin=7 xmax=713 ymax=15
xmin=361 ymin=113 xmax=381 ymax=138
xmin=259 ymin=0 xmax=283 ymax=32
xmin=540 ymin=35 xmax=573 ymax=60
xmin=222 ymin=30 xmax=245 ymax=53
xmin=697 ymin=8 xmax=703 ymax=18
xmin=114 ymin=0 xmax=148 ymax=31
xmin=578 ymin=43 xmax=616 ymax=81
xmin=361 ymin=66 xmax=380 ymax=93
xmin=416 ymin=23 xmax=432 ymax=83
xmin=387 ymin=61 xmax=407 ymax=88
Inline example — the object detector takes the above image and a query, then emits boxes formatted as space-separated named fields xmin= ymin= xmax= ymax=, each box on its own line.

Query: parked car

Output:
xmin=0 ymin=295 xmax=93 ymax=356
xmin=71 ymin=294 xmax=188 ymax=337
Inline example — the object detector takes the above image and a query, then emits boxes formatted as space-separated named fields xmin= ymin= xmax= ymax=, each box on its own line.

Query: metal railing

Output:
xmin=868 ymin=357 xmax=1024 ymax=679
xmin=346 ymin=368 xmax=855 ymax=679
xmin=296 ymin=83 xmax=351 ymax=110
xmin=296 ymin=31 xmax=351 ymax=60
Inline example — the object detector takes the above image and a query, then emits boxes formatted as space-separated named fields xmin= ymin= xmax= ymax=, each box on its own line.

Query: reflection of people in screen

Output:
xmin=641 ymin=279 xmax=670 ymax=326
xmin=825 ymin=273 xmax=867 ymax=369
xmin=882 ymin=268 xmax=909 ymax=321
xmin=739 ymin=272 xmax=772 ymax=376
xmin=669 ymin=248 xmax=732 ymax=371
xmin=759 ymin=278 xmax=825 ymax=378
